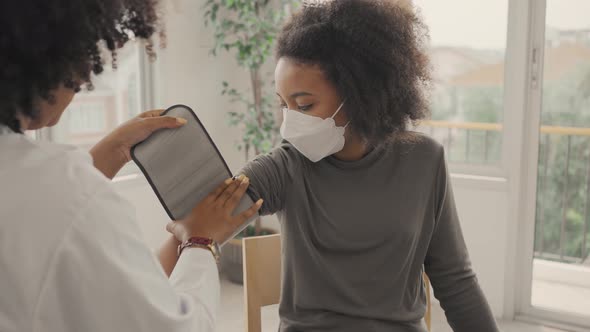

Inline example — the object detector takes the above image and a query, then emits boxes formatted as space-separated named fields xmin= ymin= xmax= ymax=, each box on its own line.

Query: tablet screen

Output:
xmin=131 ymin=105 xmax=257 ymax=244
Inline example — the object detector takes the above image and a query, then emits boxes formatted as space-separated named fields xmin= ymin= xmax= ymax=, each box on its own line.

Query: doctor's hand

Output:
xmin=90 ymin=109 xmax=187 ymax=179
xmin=166 ymin=175 xmax=264 ymax=244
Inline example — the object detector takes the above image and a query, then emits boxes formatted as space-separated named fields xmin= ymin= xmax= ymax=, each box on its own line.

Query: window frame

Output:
xmin=511 ymin=0 xmax=590 ymax=330
xmin=412 ymin=0 xmax=512 ymax=178
xmin=38 ymin=42 xmax=155 ymax=181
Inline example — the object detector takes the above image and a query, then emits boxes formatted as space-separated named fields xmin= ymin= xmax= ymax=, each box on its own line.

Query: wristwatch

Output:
xmin=178 ymin=237 xmax=221 ymax=262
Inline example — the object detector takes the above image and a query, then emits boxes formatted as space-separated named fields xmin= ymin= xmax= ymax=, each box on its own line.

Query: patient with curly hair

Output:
xmin=237 ymin=1 xmax=500 ymax=331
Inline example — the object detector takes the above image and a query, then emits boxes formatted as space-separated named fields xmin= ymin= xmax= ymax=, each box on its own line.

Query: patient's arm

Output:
xmin=424 ymin=152 xmax=499 ymax=332
xmin=158 ymin=141 xmax=298 ymax=275
xmin=239 ymin=141 xmax=299 ymax=215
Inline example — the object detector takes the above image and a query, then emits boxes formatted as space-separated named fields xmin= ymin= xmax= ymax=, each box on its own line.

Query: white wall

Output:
xmin=114 ymin=176 xmax=170 ymax=248
xmin=450 ymin=176 xmax=509 ymax=316
xmin=114 ymin=0 xmax=514 ymax=319
xmin=155 ymin=0 xmax=250 ymax=173
xmin=113 ymin=0 xmax=277 ymax=247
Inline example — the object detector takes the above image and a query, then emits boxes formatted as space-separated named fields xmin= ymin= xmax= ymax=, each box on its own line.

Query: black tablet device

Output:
xmin=131 ymin=104 xmax=258 ymax=246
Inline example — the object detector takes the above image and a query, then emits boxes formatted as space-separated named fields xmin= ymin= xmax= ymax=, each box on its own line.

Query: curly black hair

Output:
xmin=0 ymin=0 xmax=161 ymax=133
xmin=277 ymin=0 xmax=431 ymax=145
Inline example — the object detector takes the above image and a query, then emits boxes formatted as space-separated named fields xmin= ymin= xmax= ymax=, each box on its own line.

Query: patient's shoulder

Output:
xmin=387 ymin=131 xmax=445 ymax=169
xmin=269 ymin=140 xmax=301 ymax=162
xmin=242 ymin=141 xmax=305 ymax=177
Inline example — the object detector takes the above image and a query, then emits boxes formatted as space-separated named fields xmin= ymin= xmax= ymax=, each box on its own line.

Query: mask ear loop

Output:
xmin=331 ymin=101 xmax=351 ymax=128
xmin=331 ymin=101 xmax=345 ymax=119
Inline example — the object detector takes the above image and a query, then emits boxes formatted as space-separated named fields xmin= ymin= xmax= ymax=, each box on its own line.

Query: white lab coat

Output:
xmin=0 ymin=128 xmax=219 ymax=332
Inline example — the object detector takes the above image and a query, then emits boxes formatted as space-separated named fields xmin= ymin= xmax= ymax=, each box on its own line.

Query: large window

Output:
xmin=414 ymin=0 xmax=508 ymax=166
xmin=47 ymin=43 xmax=148 ymax=151
xmin=38 ymin=43 xmax=150 ymax=177
xmin=528 ymin=0 xmax=590 ymax=322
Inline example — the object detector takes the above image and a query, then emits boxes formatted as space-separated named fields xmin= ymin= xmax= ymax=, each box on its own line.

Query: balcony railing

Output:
xmin=420 ymin=121 xmax=590 ymax=265
xmin=422 ymin=121 xmax=503 ymax=164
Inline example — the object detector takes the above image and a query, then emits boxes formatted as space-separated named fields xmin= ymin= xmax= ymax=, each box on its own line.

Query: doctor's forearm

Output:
xmin=90 ymin=137 xmax=127 ymax=180
xmin=158 ymin=235 xmax=181 ymax=277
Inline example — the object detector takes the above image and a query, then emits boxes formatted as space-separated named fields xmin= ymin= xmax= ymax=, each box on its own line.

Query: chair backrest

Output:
xmin=242 ymin=234 xmax=432 ymax=332
xmin=243 ymin=234 xmax=282 ymax=332
xmin=424 ymin=273 xmax=432 ymax=331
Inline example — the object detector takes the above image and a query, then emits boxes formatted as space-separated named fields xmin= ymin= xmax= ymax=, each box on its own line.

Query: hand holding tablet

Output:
xmin=131 ymin=104 xmax=260 ymax=246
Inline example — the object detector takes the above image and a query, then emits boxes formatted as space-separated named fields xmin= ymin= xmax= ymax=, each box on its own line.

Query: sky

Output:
xmin=413 ymin=0 xmax=590 ymax=50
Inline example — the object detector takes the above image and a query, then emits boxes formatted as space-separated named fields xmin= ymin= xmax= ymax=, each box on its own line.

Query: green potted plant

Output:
xmin=203 ymin=0 xmax=295 ymax=284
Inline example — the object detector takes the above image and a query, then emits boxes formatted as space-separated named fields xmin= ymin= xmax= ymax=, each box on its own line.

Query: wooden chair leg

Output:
xmin=244 ymin=303 xmax=262 ymax=332
xmin=425 ymin=275 xmax=432 ymax=332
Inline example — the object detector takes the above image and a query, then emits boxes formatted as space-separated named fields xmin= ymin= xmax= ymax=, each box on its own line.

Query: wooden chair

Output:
xmin=424 ymin=273 xmax=432 ymax=331
xmin=243 ymin=234 xmax=282 ymax=332
xmin=243 ymin=234 xmax=432 ymax=332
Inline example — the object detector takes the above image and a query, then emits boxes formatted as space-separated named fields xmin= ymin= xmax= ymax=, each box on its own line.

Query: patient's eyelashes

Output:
xmin=298 ymin=104 xmax=313 ymax=111
xmin=280 ymin=104 xmax=314 ymax=112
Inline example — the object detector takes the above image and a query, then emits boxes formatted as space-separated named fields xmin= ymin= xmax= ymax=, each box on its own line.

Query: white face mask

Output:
xmin=280 ymin=102 xmax=348 ymax=162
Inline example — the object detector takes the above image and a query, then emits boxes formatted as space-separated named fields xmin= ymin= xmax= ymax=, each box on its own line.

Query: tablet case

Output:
xmin=130 ymin=104 xmax=258 ymax=246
